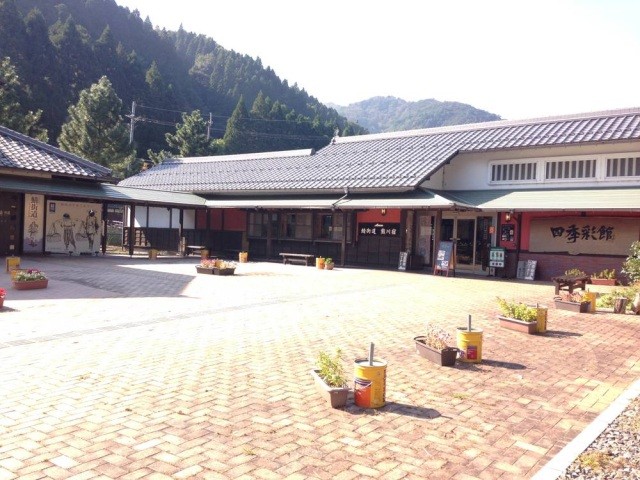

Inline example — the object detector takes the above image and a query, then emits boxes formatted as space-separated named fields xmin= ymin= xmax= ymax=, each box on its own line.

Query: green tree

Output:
xmin=0 ymin=57 xmax=47 ymax=140
xmin=223 ymin=96 xmax=252 ymax=154
xmin=165 ymin=109 xmax=217 ymax=157
xmin=58 ymin=76 xmax=133 ymax=173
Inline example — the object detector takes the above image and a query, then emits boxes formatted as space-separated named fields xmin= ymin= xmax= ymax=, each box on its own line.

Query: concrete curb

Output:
xmin=532 ymin=377 xmax=640 ymax=479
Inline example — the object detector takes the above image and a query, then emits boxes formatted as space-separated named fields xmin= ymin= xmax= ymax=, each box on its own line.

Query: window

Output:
xmin=545 ymin=159 xmax=596 ymax=180
xmin=248 ymin=212 xmax=277 ymax=238
xmin=606 ymin=157 xmax=640 ymax=178
xmin=281 ymin=213 xmax=312 ymax=239
xmin=490 ymin=161 xmax=537 ymax=182
xmin=316 ymin=212 xmax=353 ymax=241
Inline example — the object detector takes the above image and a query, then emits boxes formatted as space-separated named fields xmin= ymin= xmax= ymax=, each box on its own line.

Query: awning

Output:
xmin=445 ymin=187 xmax=640 ymax=211
xmin=336 ymin=189 xmax=476 ymax=209
xmin=0 ymin=176 xmax=207 ymax=207
xmin=204 ymin=189 xmax=477 ymax=210
xmin=205 ymin=196 xmax=341 ymax=209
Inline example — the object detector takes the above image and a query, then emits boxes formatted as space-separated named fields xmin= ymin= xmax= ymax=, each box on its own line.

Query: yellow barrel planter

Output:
xmin=535 ymin=305 xmax=548 ymax=333
xmin=6 ymin=256 xmax=20 ymax=273
xmin=583 ymin=291 xmax=597 ymax=313
xmin=456 ymin=327 xmax=483 ymax=363
xmin=354 ymin=358 xmax=387 ymax=408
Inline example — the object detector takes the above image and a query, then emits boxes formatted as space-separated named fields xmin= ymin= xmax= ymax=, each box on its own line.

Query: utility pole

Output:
xmin=128 ymin=101 xmax=136 ymax=144
xmin=206 ymin=112 xmax=212 ymax=140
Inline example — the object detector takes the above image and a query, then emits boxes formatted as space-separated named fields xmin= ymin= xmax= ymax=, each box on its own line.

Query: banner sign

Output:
xmin=23 ymin=194 xmax=45 ymax=252
xmin=358 ymin=223 xmax=400 ymax=237
xmin=529 ymin=217 xmax=639 ymax=255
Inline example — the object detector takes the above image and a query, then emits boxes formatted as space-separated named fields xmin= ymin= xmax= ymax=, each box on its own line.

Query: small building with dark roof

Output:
xmin=0 ymin=125 xmax=205 ymax=257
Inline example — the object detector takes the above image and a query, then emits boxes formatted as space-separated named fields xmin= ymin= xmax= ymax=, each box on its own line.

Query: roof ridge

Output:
xmin=0 ymin=125 xmax=113 ymax=175
xmin=169 ymin=148 xmax=315 ymax=164
xmin=334 ymin=106 xmax=640 ymax=143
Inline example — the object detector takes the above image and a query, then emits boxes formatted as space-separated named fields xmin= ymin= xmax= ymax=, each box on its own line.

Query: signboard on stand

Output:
xmin=398 ymin=251 xmax=408 ymax=271
xmin=489 ymin=247 xmax=506 ymax=268
xmin=434 ymin=241 xmax=454 ymax=276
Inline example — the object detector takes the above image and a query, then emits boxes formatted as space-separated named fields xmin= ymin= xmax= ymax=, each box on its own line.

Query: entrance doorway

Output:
xmin=0 ymin=192 xmax=22 ymax=256
xmin=440 ymin=214 xmax=493 ymax=273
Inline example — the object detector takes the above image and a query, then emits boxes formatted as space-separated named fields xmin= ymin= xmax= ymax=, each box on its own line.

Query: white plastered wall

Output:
xmin=437 ymin=141 xmax=640 ymax=191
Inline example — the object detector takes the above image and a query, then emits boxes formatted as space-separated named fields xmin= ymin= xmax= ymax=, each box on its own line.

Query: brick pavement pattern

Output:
xmin=0 ymin=256 xmax=638 ymax=479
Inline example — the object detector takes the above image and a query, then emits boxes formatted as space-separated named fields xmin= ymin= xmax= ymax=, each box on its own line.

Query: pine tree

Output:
xmin=223 ymin=96 xmax=252 ymax=154
xmin=165 ymin=110 xmax=217 ymax=157
xmin=0 ymin=57 xmax=47 ymax=140
xmin=58 ymin=76 xmax=133 ymax=173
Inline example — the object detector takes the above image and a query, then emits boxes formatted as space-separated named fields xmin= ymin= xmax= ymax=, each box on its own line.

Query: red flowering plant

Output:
xmin=0 ymin=288 xmax=6 ymax=297
xmin=13 ymin=269 xmax=47 ymax=281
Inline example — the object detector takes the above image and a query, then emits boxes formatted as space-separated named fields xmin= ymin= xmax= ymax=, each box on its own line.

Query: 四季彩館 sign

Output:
xmin=529 ymin=217 xmax=639 ymax=255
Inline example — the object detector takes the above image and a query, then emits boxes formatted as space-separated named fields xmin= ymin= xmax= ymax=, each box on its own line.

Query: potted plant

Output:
xmin=414 ymin=323 xmax=458 ymax=366
xmin=195 ymin=259 xmax=237 ymax=275
xmin=0 ymin=288 xmax=5 ymax=308
xmin=324 ymin=258 xmax=334 ymax=270
xmin=496 ymin=297 xmax=539 ymax=334
xmin=12 ymin=268 xmax=48 ymax=290
xmin=554 ymin=291 xmax=591 ymax=313
xmin=590 ymin=269 xmax=617 ymax=286
xmin=310 ymin=349 xmax=349 ymax=408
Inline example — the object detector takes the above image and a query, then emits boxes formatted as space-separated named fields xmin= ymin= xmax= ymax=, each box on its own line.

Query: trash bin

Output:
xmin=535 ymin=305 xmax=548 ymax=333
xmin=148 ymin=249 xmax=158 ymax=260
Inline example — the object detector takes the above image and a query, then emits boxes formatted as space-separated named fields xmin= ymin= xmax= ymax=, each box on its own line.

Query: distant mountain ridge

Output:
xmin=329 ymin=96 xmax=501 ymax=133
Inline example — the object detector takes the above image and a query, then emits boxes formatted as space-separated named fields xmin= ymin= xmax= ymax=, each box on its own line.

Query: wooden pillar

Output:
xmin=432 ymin=209 xmax=442 ymax=267
xmin=340 ymin=211 xmax=347 ymax=267
xmin=266 ymin=211 xmax=273 ymax=259
xmin=128 ymin=204 xmax=135 ymax=257
xmin=220 ymin=209 xmax=225 ymax=251
xmin=178 ymin=208 xmax=184 ymax=253
xmin=101 ymin=203 xmax=108 ymax=255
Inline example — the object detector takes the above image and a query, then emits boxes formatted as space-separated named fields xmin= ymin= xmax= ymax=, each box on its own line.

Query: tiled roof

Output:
xmin=119 ymin=108 xmax=640 ymax=193
xmin=0 ymin=175 xmax=206 ymax=207
xmin=0 ymin=125 xmax=113 ymax=179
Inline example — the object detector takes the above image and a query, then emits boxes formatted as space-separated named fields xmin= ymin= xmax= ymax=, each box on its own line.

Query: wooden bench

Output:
xmin=551 ymin=275 xmax=589 ymax=295
xmin=279 ymin=253 xmax=315 ymax=266
xmin=185 ymin=245 xmax=207 ymax=256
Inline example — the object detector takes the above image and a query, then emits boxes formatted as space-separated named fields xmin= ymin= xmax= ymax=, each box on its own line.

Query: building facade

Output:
xmin=115 ymin=108 xmax=639 ymax=280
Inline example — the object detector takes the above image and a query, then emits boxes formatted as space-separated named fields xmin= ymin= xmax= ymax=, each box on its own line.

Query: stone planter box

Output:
xmin=12 ymin=279 xmax=48 ymax=290
xmin=413 ymin=336 xmax=457 ymax=366
xmin=554 ymin=299 xmax=591 ymax=313
xmin=310 ymin=369 xmax=349 ymax=408
xmin=498 ymin=315 xmax=538 ymax=334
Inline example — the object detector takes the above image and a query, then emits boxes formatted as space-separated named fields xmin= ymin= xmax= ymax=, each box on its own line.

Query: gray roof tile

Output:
xmin=0 ymin=125 xmax=112 ymax=179
xmin=118 ymin=108 xmax=640 ymax=193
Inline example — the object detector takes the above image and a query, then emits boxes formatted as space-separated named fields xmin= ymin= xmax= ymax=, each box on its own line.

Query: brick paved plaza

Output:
xmin=1 ymin=256 xmax=638 ymax=479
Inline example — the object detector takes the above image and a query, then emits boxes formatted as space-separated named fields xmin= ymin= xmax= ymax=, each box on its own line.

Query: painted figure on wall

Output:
xmin=62 ymin=213 xmax=76 ymax=252
xmin=85 ymin=210 xmax=100 ymax=252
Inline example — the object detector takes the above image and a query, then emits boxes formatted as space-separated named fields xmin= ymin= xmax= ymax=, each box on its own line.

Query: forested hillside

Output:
xmin=330 ymin=97 xmax=501 ymax=133
xmin=0 ymin=0 xmax=364 ymax=176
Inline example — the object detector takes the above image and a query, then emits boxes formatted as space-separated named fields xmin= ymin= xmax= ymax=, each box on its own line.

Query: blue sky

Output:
xmin=115 ymin=0 xmax=640 ymax=120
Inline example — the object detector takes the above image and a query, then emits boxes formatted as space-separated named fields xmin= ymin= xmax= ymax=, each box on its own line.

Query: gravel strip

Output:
xmin=558 ymin=395 xmax=640 ymax=479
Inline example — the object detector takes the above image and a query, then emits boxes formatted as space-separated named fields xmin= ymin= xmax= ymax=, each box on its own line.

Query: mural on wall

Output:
xmin=529 ymin=217 xmax=640 ymax=255
xmin=23 ymin=194 xmax=45 ymax=252
xmin=45 ymin=201 xmax=102 ymax=255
